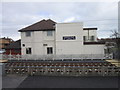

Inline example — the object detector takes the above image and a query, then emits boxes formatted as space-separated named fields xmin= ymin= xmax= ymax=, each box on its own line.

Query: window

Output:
xmin=47 ymin=47 xmax=53 ymax=54
xmin=47 ymin=31 xmax=53 ymax=36
xmin=91 ymin=36 xmax=95 ymax=41
xmin=26 ymin=32 xmax=31 ymax=37
xmin=22 ymin=44 xmax=25 ymax=47
xmin=83 ymin=36 xmax=86 ymax=42
xmin=63 ymin=36 xmax=76 ymax=40
xmin=43 ymin=44 xmax=47 ymax=46
xmin=26 ymin=48 xmax=32 ymax=54
xmin=4 ymin=43 xmax=9 ymax=46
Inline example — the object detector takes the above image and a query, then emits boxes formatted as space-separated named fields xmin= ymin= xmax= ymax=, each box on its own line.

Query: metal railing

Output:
xmin=3 ymin=54 xmax=119 ymax=76
xmin=1 ymin=54 xmax=113 ymax=60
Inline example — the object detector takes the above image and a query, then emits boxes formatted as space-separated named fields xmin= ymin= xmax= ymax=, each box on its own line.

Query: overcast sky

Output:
xmin=1 ymin=2 xmax=118 ymax=40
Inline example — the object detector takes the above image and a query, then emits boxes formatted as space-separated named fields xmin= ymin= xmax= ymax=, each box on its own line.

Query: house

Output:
xmin=0 ymin=37 xmax=14 ymax=53
xmin=4 ymin=40 xmax=21 ymax=55
xmin=98 ymin=38 xmax=120 ymax=59
xmin=18 ymin=19 xmax=105 ymax=56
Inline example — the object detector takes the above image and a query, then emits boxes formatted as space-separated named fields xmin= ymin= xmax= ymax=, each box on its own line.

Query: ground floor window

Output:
xmin=47 ymin=47 xmax=53 ymax=54
xmin=26 ymin=48 xmax=32 ymax=54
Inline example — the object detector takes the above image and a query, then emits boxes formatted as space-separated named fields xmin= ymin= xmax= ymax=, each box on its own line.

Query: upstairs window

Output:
xmin=47 ymin=31 xmax=53 ymax=36
xmin=83 ymin=36 xmax=87 ymax=42
xmin=91 ymin=36 xmax=95 ymax=41
xmin=26 ymin=48 xmax=32 ymax=54
xmin=26 ymin=32 xmax=31 ymax=37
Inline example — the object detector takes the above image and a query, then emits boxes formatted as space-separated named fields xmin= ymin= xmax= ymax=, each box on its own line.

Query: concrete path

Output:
xmin=18 ymin=76 xmax=119 ymax=88
xmin=0 ymin=75 xmax=2 ymax=90
xmin=2 ymin=74 xmax=27 ymax=88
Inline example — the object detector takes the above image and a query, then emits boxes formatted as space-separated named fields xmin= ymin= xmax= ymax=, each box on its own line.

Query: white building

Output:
xmin=19 ymin=19 xmax=105 ymax=57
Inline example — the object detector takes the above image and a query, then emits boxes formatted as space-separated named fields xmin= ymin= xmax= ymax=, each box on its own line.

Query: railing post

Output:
xmin=91 ymin=54 xmax=93 ymax=60
xmin=18 ymin=54 xmax=20 ymax=60
xmin=9 ymin=54 xmax=12 ymax=60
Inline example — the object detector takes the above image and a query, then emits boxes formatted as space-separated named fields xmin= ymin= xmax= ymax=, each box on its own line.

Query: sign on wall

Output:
xmin=63 ymin=36 xmax=76 ymax=40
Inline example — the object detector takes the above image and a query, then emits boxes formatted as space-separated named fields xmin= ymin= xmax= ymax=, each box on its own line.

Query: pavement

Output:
xmin=0 ymin=75 xmax=2 ymax=90
xmin=1 ymin=59 xmax=120 ymax=89
xmin=17 ymin=76 xmax=120 ymax=88
xmin=2 ymin=74 xmax=27 ymax=88
xmin=1 ymin=74 xmax=120 ymax=89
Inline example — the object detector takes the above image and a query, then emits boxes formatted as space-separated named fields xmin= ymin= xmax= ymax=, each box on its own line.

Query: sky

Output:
xmin=1 ymin=1 xmax=118 ymax=40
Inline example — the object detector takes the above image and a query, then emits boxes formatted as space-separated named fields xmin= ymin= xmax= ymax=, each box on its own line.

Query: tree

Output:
xmin=110 ymin=30 xmax=120 ymax=60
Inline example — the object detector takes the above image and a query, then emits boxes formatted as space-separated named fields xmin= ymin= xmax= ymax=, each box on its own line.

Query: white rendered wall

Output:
xmin=83 ymin=45 xmax=105 ymax=54
xmin=56 ymin=22 xmax=84 ymax=55
xmin=21 ymin=31 xmax=55 ymax=55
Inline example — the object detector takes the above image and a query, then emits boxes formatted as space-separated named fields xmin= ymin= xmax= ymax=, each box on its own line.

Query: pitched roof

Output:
xmin=19 ymin=19 xmax=56 ymax=32
xmin=5 ymin=40 xmax=21 ymax=49
xmin=0 ymin=37 xmax=14 ymax=42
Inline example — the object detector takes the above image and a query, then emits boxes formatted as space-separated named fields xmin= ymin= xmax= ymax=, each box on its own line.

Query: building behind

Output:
xmin=0 ymin=37 xmax=14 ymax=53
xmin=4 ymin=40 xmax=21 ymax=55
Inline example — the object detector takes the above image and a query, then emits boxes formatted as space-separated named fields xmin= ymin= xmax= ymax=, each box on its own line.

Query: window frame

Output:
xmin=47 ymin=31 xmax=53 ymax=36
xmin=26 ymin=47 xmax=32 ymax=54
xmin=25 ymin=32 xmax=31 ymax=37
xmin=91 ymin=36 xmax=95 ymax=41
xmin=47 ymin=47 xmax=53 ymax=54
xmin=22 ymin=44 xmax=25 ymax=47
xmin=83 ymin=36 xmax=86 ymax=42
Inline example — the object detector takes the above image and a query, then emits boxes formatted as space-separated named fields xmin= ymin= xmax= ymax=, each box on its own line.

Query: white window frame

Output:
xmin=26 ymin=47 xmax=32 ymax=54
xmin=91 ymin=36 xmax=95 ymax=41
xmin=47 ymin=47 xmax=53 ymax=54
xmin=25 ymin=32 xmax=31 ymax=37
xmin=47 ymin=31 xmax=53 ymax=36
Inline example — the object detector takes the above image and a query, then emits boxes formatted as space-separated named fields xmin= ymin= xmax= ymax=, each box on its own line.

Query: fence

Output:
xmin=3 ymin=54 xmax=119 ymax=76
xmin=1 ymin=54 xmax=113 ymax=60
xmin=5 ymin=60 xmax=119 ymax=76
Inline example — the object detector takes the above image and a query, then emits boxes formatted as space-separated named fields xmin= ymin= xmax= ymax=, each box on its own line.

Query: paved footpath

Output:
xmin=18 ymin=76 xmax=120 ymax=88
xmin=2 ymin=74 xmax=27 ymax=88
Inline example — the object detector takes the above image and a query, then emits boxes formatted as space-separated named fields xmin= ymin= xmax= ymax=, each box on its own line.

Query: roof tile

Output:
xmin=19 ymin=19 xmax=56 ymax=32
